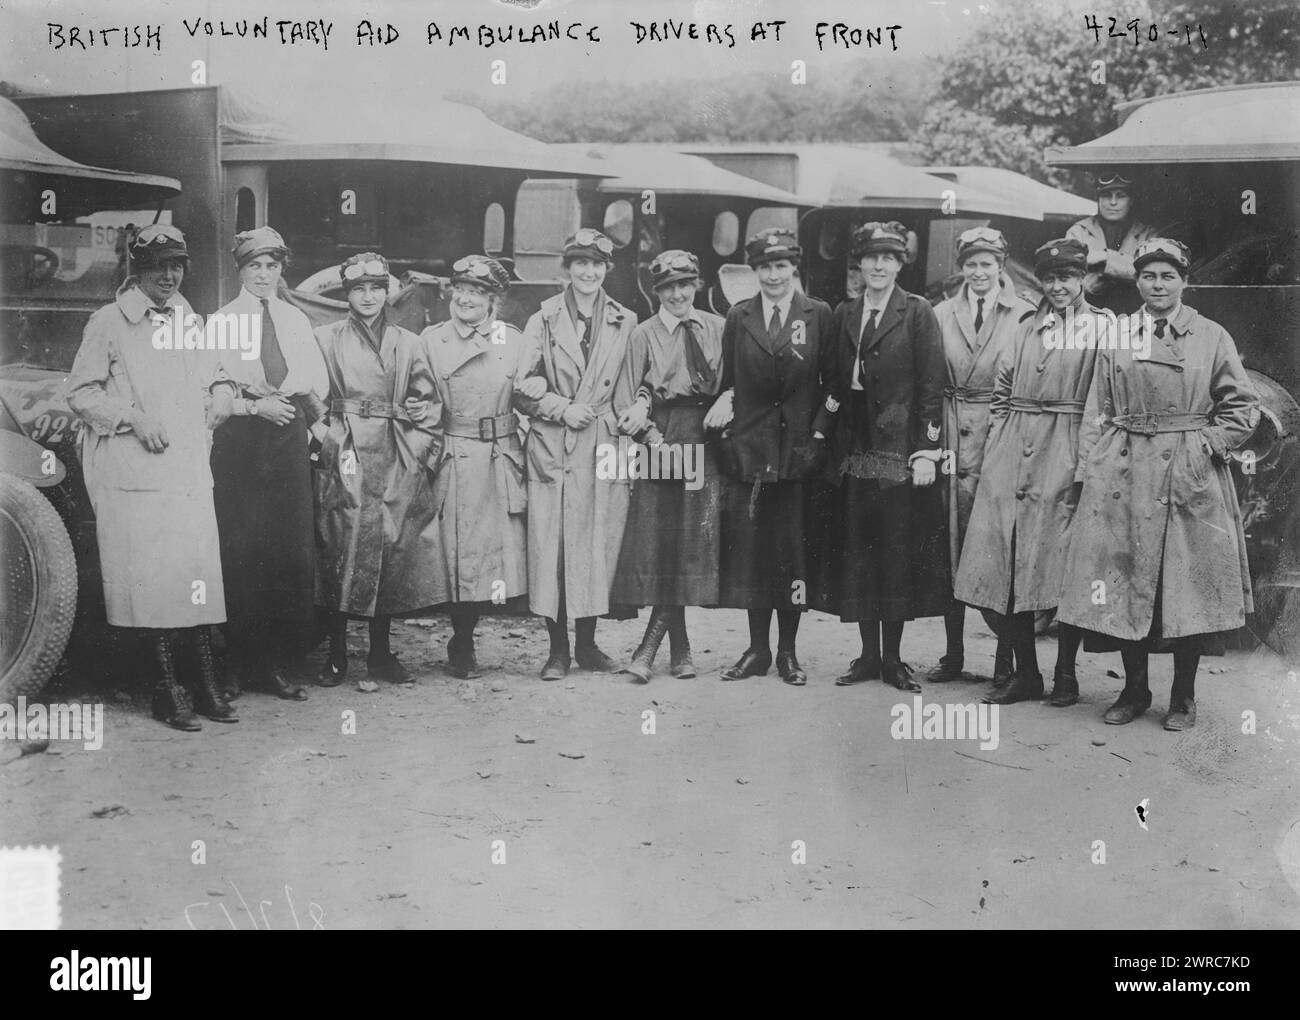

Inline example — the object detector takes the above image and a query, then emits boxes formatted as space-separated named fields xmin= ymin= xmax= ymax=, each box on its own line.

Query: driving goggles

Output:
xmin=957 ymin=226 xmax=1005 ymax=247
xmin=566 ymin=229 xmax=615 ymax=254
xmin=452 ymin=257 xmax=495 ymax=278
xmin=131 ymin=224 xmax=186 ymax=248
xmin=651 ymin=253 xmax=699 ymax=274
xmin=1096 ymin=173 xmax=1134 ymax=189
xmin=342 ymin=259 xmax=387 ymax=280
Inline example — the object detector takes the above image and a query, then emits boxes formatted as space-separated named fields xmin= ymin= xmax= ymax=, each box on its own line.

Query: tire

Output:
xmin=0 ymin=474 xmax=77 ymax=703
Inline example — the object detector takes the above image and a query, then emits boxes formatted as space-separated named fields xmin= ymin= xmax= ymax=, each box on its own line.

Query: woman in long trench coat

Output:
xmin=313 ymin=252 xmax=440 ymax=689
xmin=1057 ymin=238 xmax=1259 ymax=730
xmin=66 ymin=225 xmax=238 ymax=730
xmin=932 ymin=227 xmax=1033 ymax=685
xmin=954 ymin=238 xmax=1101 ymax=707
xmin=518 ymin=229 xmax=638 ymax=681
xmin=417 ymin=255 xmax=530 ymax=678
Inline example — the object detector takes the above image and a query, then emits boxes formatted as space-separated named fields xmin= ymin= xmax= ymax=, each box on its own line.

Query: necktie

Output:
xmin=974 ymin=297 xmax=985 ymax=334
xmin=577 ymin=312 xmax=592 ymax=364
xmin=260 ymin=298 xmax=288 ymax=389
xmin=1154 ymin=317 xmax=1168 ymax=339
xmin=858 ymin=307 xmax=880 ymax=383
xmin=768 ymin=304 xmax=782 ymax=341
xmin=681 ymin=319 xmax=715 ymax=393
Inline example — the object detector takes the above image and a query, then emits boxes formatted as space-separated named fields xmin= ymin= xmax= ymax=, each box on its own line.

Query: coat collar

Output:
xmin=742 ymin=289 xmax=813 ymax=354
xmin=116 ymin=282 xmax=194 ymax=325
xmin=861 ymin=284 xmax=909 ymax=355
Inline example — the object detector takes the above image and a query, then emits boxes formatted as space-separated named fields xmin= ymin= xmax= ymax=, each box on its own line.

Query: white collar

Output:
xmin=760 ymin=290 xmax=794 ymax=320
xmin=862 ymin=284 xmax=894 ymax=312
xmin=1143 ymin=302 xmax=1182 ymax=324
xmin=658 ymin=304 xmax=700 ymax=333
xmin=241 ymin=286 xmax=280 ymax=307
xmin=968 ymin=284 xmax=998 ymax=311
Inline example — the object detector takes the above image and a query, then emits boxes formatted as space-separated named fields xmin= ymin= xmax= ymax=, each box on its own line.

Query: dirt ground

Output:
xmin=4 ymin=608 xmax=1299 ymax=929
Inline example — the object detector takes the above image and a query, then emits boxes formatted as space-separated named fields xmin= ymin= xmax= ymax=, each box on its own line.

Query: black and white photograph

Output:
xmin=1 ymin=0 xmax=1298 ymax=945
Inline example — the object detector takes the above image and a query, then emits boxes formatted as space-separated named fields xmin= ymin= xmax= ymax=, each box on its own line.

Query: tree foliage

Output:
xmin=913 ymin=0 xmax=1300 ymax=184
xmin=453 ymin=61 xmax=929 ymax=144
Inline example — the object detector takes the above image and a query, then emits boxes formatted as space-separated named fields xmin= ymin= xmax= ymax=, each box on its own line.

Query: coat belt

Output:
xmin=944 ymin=386 xmax=994 ymax=403
xmin=331 ymin=398 xmax=408 ymax=421
xmin=1109 ymin=411 xmax=1210 ymax=436
xmin=442 ymin=410 xmax=517 ymax=440
xmin=1007 ymin=396 xmax=1086 ymax=416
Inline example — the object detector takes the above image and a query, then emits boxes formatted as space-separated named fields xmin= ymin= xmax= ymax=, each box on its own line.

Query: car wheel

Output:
xmin=0 ymin=474 xmax=77 ymax=703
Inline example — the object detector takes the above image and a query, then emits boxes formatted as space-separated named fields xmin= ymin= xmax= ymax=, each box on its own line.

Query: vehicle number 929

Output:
xmin=29 ymin=413 xmax=83 ymax=445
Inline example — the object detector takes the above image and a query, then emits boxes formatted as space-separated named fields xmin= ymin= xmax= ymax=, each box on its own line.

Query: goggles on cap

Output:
xmin=343 ymin=259 xmax=387 ymax=280
xmin=131 ymin=224 xmax=186 ymax=249
xmin=567 ymin=228 xmax=615 ymax=255
xmin=1096 ymin=173 xmax=1134 ymax=189
xmin=957 ymin=227 xmax=1005 ymax=247
xmin=651 ymin=253 xmax=699 ymax=274
xmin=452 ymin=257 xmax=495 ymax=278
xmin=1134 ymin=238 xmax=1190 ymax=266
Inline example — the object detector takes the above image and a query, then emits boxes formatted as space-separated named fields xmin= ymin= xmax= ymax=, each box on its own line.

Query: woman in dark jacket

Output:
xmin=211 ymin=227 xmax=328 ymax=702
xmin=612 ymin=250 xmax=725 ymax=681
xmin=704 ymin=228 xmax=838 ymax=686
xmin=818 ymin=222 xmax=951 ymax=692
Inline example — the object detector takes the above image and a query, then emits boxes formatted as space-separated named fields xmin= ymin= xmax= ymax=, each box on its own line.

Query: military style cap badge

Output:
xmin=926 ymin=422 xmax=941 ymax=443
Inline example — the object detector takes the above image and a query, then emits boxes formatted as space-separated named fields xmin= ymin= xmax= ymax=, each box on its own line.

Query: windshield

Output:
xmin=1 ymin=207 xmax=167 ymax=307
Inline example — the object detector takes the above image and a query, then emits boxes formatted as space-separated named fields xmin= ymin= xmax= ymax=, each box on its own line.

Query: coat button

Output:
xmin=1174 ymin=366 xmax=1184 ymax=373
xmin=1036 ymin=363 xmax=1046 ymax=373
xmin=1120 ymin=448 xmax=1128 ymax=456
xmin=957 ymin=469 xmax=968 ymax=479
xmin=872 ymin=350 xmax=880 ymax=357
xmin=1167 ymin=405 xmax=1178 ymax=412
xmin=1016 ymin=491 xmax=1026 ymax=500
xmin=1023 ymin=447 xmax=1032 ymax=457
xmin=1112 ymin=490 xmax=1121 ymax=499
xmin=1162 ymin=450 xmax=1171 ymax=461
xmin=960 ymin=426 xmax=971 ymax=436
xmin=1158 ymin=496 xmax=1169 ymax=505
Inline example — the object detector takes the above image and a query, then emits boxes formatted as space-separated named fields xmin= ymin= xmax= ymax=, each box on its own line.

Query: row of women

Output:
xmin=67 ymin=191 xmax=1258 ymax=735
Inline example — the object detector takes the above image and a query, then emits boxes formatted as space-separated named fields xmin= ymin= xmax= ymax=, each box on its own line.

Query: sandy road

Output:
xmin=3 ymin=608 xmax=1298 ymax=929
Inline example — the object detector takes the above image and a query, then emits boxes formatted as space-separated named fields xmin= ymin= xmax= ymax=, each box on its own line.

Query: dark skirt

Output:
xmin=611 ymin=401 xmax=723 ymax=606
xmin=814 ymin=473 xmax=953 ymax=622
xmin=211 ymin=410 xmax=315 ymax=625
xmin=1082 ymin=560 xmax=1228 ymax=656
xmin=718 ymin=477 xmax=825 ymax=610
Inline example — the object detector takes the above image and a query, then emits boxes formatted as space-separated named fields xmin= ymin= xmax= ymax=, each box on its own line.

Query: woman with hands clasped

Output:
xmin=210 ymin=227 xmax=328 ymax=703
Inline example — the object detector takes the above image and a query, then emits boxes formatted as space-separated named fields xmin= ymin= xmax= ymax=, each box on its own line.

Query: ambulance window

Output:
xmin=712 ymin=211 xmax=739 ymax=256
xmin=483 ymin=202 xmax=505 ymax=257
xmin=604 ymin=200 xmax=634 ymax=248
xmin=235 ymin=188 xmax=256 ymax=233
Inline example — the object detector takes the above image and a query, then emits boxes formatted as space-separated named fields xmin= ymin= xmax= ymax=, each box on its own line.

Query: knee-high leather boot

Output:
xmin=190 ymin=626 xmax=239 ymax=723
xmin=624 ymin=606 xmax=672 ymax=683
xmin=151 ymin=629 xmax=201 ymax=732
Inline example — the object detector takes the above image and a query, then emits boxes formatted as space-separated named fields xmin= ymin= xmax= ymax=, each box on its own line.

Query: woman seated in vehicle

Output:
xmin=1065 ymin=169 xmax=1158 ymax=310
